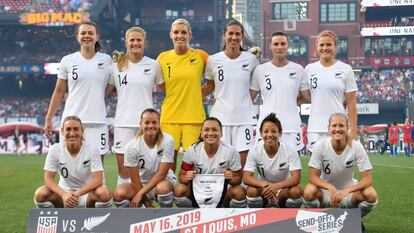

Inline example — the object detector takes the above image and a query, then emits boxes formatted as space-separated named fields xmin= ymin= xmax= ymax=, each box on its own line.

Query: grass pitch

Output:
xmin=0 ymin=153 xmax=413 ymax=233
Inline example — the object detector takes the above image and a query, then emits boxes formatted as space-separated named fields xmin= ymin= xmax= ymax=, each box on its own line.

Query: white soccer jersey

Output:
xmin=308 ymin=138 xmax=373 ymax=190
xmin=205 ymin=51 xmax=259 ymax=125
xmin=59 ymin=52 xmax=111 ymax=124
xmin=44 ymin=142 xmax=103 ymax=190
xmin=305 ymin=61 xmax=358 ymax=133
xmin=124 ymin=132 xmax=175 ymax=183
xmin=109 ymin=57 xmax=163 ymax=127
xmin=244 ymin=141 xmax=301 ymax=183
xmin=251 ymin=61 xmax=309 ymax=133
xmin=183 ymin=141 xmax=242 ymax=174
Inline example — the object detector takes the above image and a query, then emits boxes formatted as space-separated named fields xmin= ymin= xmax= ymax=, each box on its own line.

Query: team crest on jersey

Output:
xmin=334 ymin=72 xmax=345 ymax=79
xmin=241 ymin=64 xmax=249 ymax=70
xmin=289 ymin=72 xmax=297 ymax=79
xmin=82 ymin=159 xmax=91 ymax=168
xmin=37 ymin=211 xmax=58 ymax=233
xmin=219 ymin=161 xmax=227 ymax=168
xmin=278 ymin=162 xmax=288 ymax=170
xmin=345 ymin=160 xmax=354 ymax=168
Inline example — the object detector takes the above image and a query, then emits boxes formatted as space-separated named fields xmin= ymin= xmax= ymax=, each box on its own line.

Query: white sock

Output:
xmin=303 ymin=199 xmax=320 ymax=208
xmin=95 ymin=198 xmax=113 ymax=208
xmin=157 ymin=192 xmax=174 ymax=208
xmin=174 ymin=196 xmax=193 ymax=208
xmin=359 ymin=200 xmax=378 ymax=217
xmin=286 ymin=197 xmax=303 ymax=208
xmin=246 ymin=196 xmax=263 ymax=208
xmin=34 ymin=200 xmax=54 ymax=208
xmin=229 ymin=198 xmax=247 ymax=208
xmin=114 ymin=199 xmax=130 ymax=208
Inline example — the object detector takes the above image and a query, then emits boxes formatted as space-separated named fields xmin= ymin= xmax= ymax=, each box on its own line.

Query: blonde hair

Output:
xmin=112 ymin=27 xmax=147 ymax=72
xmin=62 ymin=115 xmax=85 ymax=141
xmin=134 ymin=109 xmax=164 ymax=146
xmin=328 ymin=113 xmax=352 ymax=147
xmin=316 ymin=30 xmax=337 ymax=47
xmin=171 ymin=18 xmax=192 ymax=34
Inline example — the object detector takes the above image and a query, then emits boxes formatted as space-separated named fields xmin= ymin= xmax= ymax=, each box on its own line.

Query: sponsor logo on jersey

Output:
xmin=166 ymin=62 xmax=173 ymax=65
xmin=310 ymin=74 xmax=317 ymax=78
xmin=242 ymin=64 xmax=249 ymax=69
xmin=157 ymin=149 xmax=164 ymax=157
xmin=138 ymin=154 xmax=145 ymax=158
xmin=217 ymin=65 xmax=223 ymax=69
xmin=190 ymin=58 xmax=197 ymax=64
xmin=59 ymin=162 xmax=66 ymax=165
xmin=219 ymin=161 xmax=226 ymax=167
xmin=296 ymin=210 xmax=348 ymax=233
xmin=264 ymin=74 xmax=271 ymax=77
xmin=98 ymin=62 xmax=105 ymax=69
xmin=37 ymin=211 xmax=58 ymax=233
xmin=289 ymin=72 xmax=297 ymax=79
xmin=144 ymin=68 xmax=151 ymax=73
xmin=345 ymin=160 xmax=354 ymax=168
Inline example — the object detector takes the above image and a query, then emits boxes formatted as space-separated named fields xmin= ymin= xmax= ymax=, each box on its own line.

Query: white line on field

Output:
xmin=372 ymin=163 xmax=414 ymax=169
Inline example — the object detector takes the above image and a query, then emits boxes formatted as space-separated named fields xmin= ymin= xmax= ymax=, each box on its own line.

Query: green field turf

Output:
xmin=0 ymin=153 xmax=413 ymax=233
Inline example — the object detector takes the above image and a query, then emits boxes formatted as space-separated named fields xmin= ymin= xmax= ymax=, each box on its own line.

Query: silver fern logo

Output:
xmin=81 ymin=213 xmax=111 ymax=231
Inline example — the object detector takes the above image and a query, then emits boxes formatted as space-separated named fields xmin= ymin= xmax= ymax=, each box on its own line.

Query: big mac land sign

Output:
xmin=19 ymin=12 xmax=90 ymax=26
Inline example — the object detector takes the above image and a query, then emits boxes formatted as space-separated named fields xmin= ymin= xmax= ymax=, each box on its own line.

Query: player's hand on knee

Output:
xmin=224 ymin=170 xmax=233 ymax=180
xmin=185 ymin=170 xmax=196 ymax=182
xmin=130 ymin=193 xmax=144 ymax=208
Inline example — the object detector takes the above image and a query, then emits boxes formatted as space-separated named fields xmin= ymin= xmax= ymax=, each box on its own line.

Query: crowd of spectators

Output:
xmin=356 ymin=68 xmax=413 ymax=103
xmin=0 ymin=96 xmax=62 ymax=118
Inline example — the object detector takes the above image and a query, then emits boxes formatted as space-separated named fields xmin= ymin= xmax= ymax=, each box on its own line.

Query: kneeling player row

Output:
xmin=33 ymin=110 xmax=377 ymax=218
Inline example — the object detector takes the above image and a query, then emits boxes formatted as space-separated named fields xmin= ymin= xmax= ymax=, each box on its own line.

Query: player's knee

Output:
xmin=95 ymin=186 xmax=112 ymax=202
xmin=173 ymin=183 xmax=189 ymax=197
xmin=155 ymin=181 xmax=173 ymax=196
xmin=34 ymin=186 xmax=50 ymax=202
xmin=362 ymin=187 xmax=378 ymax=203
xmin=230 ymin=185 xmax=246 ymax=201
xmin=246 ymin=186 xmax=260 ymax=198
xmin=303 ymin=184 xmax=318 ymax=201
xmin=289 ymin=186 xmax=303 ymax=199
xmin=113 ymin=185 xmax=129 ymax=202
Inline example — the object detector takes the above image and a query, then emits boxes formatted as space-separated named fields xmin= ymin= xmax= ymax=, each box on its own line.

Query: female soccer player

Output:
xmin=113 ymin=109 xmax=176 ymax=208
xmin=303 ymin=113 xmax=378 ymax=219
xmin=305 ymin=30 xmax=358 ymax=152
xmin=251 ymin=31 xmax=310 ymax=151
xmin=243 ymin=113 xmax=303 ymax=208
xmin=44 ymin=21 xmax=112 ymax=157
xmin=203 ymin=20 xmax=258 ymax=167
xmin=109 ymin=27 xmax=163 ymax=185
xmin=33 ymin=116 xmax=112 ymax=208
xmin=157 ymin=18 xmax=208 ymax=171
xmin=173 ymin=117 xmax=247 ymax=208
